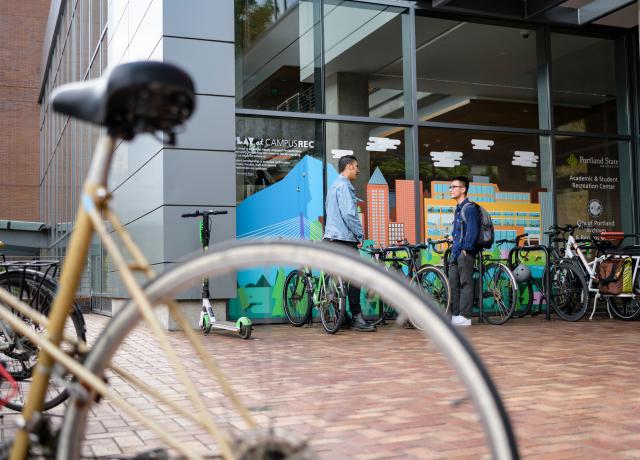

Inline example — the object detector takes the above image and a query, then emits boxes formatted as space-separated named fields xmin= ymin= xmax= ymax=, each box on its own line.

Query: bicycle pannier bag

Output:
xmin=597 ymin=257 xmax=633 ymax=295
xmin=462 ymin=202 xmax=495 ymax=249
xmin=622 ymin=258 xmax=633 ymax=293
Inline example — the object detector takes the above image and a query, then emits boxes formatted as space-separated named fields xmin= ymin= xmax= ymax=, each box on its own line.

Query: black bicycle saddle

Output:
xmin=50 ymin=61 xmax=195 ymax=140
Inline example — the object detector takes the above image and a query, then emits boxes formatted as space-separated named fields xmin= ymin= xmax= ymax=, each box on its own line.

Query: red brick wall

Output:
xmin=0 ymin=2 xmax=50 ymax=221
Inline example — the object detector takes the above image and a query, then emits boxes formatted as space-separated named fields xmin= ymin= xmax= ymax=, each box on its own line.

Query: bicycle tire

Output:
xmin=56 ymin=240 xmax=518 ymax=460
xmin=283 ymin=270 xmax=312 ymax=326
xmin=410 ymin=265 xmax=451 ymax=322
xmin=318 ymin=275 xmax=346 ymax=334
xmin=0 ymin=270 xmax=86 ymax=412
xmin=512 ymin=280 xmax=533 ymax=319
xmin=369 ymin=299 xmax=395 ymax=326
xmin=368 ymin=265 xmax=398 ymax=326
xmin=481 ymin=263 xmax=516 ymax=325
xmin=549 ymin=260 xmax=589 ymax=321
xmin=606 ymin=269 xmax=640 ymax=320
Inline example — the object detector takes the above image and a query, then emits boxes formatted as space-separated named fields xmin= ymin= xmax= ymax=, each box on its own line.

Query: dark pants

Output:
xmin=323 ymin=239 xmax=361 ymax=316
xmin=448 ymin=252 xmax=475 ymax=318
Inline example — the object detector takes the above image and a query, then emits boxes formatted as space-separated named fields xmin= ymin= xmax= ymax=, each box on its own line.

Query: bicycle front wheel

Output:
xmin=318 ymin=275 xmax=346 ymax=334
xmin=410 ymin=265 xmax=450 ymax=326
xmin=283 ymin=270 xmax=312 ymax=326
xmin=56 ymin=240 xmax=518 ymax=460
xmin=481 ymin=263 xmax=517 ymax=325
xmin=549 ymin=261 xmax=589 ymax=321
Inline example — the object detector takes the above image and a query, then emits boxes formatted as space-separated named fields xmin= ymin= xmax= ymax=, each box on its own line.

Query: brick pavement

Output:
xmin=1 ymin=313 xmax=640 ymax=458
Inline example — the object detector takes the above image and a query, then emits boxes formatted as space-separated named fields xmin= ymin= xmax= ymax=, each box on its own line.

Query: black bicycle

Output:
xmin=0 ymin=244 xmax=86 ymax=411
xmin=363 ymin=239 xmax=451 ymax=326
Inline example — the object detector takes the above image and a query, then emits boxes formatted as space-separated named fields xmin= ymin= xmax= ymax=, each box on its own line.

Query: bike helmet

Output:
xmin=513 ymin=264 xmax=532 ymax=283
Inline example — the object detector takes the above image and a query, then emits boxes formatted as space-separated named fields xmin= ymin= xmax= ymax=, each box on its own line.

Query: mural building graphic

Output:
xmin=424 ymin=177 xmax=542 ymax=246
xmin=365 ymin=168 xmax=424 ymax=246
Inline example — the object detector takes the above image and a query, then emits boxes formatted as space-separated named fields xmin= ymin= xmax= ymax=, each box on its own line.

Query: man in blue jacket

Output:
xmin=324 ymin=155 xmax=375 ymax=332
xmin=449 ymin=176 xmax=480 ymax=327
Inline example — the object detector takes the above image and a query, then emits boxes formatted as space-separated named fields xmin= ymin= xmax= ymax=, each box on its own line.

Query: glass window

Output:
xmin=555 ymin=136 xmax=632 ymax=233
xmin=325 ymin=122 xmax=414 ymax=245
xmin=415 ymin=17 xmax=538 ymax=128
xmin=232 ymin=116 xmax=323 ymax=321
xmin=552 ymin=33 xmax=622 ymax=134
xmin=323 ymin=1 xmax=408 ymax=118
xmin=235 ymin=0 xmax=321 ymax=113
xmin=419 ymin=128 xmax=546 ymax=242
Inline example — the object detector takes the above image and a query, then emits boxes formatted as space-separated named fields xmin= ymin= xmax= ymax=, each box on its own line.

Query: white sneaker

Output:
xmin=451 ymin=315 xmax=461 ymax=325
xmin=455 ymin=316 xmax=471 ymax=327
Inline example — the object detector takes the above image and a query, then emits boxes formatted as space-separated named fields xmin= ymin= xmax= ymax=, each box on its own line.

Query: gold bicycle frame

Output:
xmin=2 ymin=134 xmax=254 ymax=460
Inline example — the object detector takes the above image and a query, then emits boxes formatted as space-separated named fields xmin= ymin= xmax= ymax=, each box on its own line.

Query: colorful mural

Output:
xmin=229 ymin=155 xmax=335 ymax=320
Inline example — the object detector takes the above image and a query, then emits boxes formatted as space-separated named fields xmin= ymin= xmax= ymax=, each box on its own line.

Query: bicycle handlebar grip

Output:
xmin=211 ymin=210 xmax=228 ymax=215
xmin=427 ymin=239 xmax=449 ymax=254
xmin=181 ymin=212 xmax=200 ymax=218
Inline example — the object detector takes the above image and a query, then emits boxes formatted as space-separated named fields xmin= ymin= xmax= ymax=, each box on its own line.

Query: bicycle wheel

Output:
xmin=369 ymin=299 xmax=395 ymax=326
xmin=283 ymin=270 xmax=312 ymax=326
xmin=318 ymin=275 xmax=346 ymax=334
xmin=410 ymin=265 xmax=450 ymax=321
xmin=549 ymin=261 xmax=589 ymax=321
xmin=0 ymin=270 xmax=86 ymax=412
xmin=481 ymin=263 xmax=516 ymax=325
xmin=512 ymin=280 xmax=533 ymax=319
xmin=56 ymin=240 xmax=518 ymax=460
xmin=607 ymin=296 xmax=640 ymax=320
xmin=606 ymin=267 xmax=640 ymax=320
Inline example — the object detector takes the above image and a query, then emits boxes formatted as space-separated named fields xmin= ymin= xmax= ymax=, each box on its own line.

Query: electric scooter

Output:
xmin=181 ymin=210 xmax=252 ymax=339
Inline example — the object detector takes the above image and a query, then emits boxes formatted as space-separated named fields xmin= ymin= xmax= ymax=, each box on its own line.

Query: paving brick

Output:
xmin=3 ymin=314 xmax=640 ymax=458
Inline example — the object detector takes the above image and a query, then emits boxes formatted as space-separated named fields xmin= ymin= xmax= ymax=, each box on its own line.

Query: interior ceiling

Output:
xmin=240 ymin=1 xmax=634 ymax=107
xmin=561 ymin=0 xmax=639 ymax=27
xmin=427 ymin=0 xmax=638 ymax=28
xmin=327 ymin=15 xmax=614 ymax=104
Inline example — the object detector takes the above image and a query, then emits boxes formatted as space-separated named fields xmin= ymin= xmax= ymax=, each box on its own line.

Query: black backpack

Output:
xmin=461 ymin=201 xmax=494 ymax=249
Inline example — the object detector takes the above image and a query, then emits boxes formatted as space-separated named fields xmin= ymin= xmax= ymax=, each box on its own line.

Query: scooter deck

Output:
xmin=209 ymin=321 xmax=241 ymax=332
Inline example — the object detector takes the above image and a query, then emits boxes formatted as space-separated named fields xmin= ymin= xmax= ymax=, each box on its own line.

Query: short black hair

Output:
xmin=338 ymin=155 xmax=358 ymax=173
xmin=451 ymin=176 xmax=469 ymax=194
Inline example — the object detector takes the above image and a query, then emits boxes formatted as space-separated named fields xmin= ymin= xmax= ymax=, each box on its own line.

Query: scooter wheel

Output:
xmin=239 ymin=323 xmax=252 ymax=339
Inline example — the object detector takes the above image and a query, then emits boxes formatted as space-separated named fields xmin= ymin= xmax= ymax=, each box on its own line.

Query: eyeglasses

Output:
xmin=449 ymin=185 xmax=464 ymax=189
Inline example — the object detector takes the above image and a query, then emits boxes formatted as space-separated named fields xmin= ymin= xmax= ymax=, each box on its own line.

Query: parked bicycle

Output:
xmin=546 ymin=224 xmax=640 ymax=321
xmin=493 ymin=234 xmax=549 ymax=319
xmin=0 ymin=61 xmax=518 ymax=459
xmin=362 ymin=239 xmax=451 ymax=326
xmin=444 ymin=245 xmax=518 ymax=325
xmin=282 ymin=265 xmax=346 ymax=333
xmin=0 ymin=243 xmax=86 ymax=412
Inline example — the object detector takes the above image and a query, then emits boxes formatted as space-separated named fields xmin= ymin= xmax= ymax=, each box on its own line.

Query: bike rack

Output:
xmin=507 ymin=245 xmax=552 ymax=321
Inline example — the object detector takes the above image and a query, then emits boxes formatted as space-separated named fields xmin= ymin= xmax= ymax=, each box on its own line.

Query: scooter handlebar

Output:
xmin=181 ymin=210 xmax=229 ymax=218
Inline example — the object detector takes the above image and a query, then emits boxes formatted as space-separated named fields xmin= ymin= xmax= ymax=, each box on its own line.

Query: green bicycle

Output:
xmin=283 ymin=267 xmax=346 ymax=334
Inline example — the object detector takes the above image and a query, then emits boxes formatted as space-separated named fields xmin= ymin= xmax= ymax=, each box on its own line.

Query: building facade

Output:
xmin=0 ymin=1 xmax=50 ymax=222
xmin=38 ymin=0 xmax=640 ymax=324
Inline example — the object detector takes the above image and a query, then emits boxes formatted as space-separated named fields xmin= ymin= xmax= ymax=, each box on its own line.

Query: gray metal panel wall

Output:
xmin=107 ymin=0 xmax=237 ymax=302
